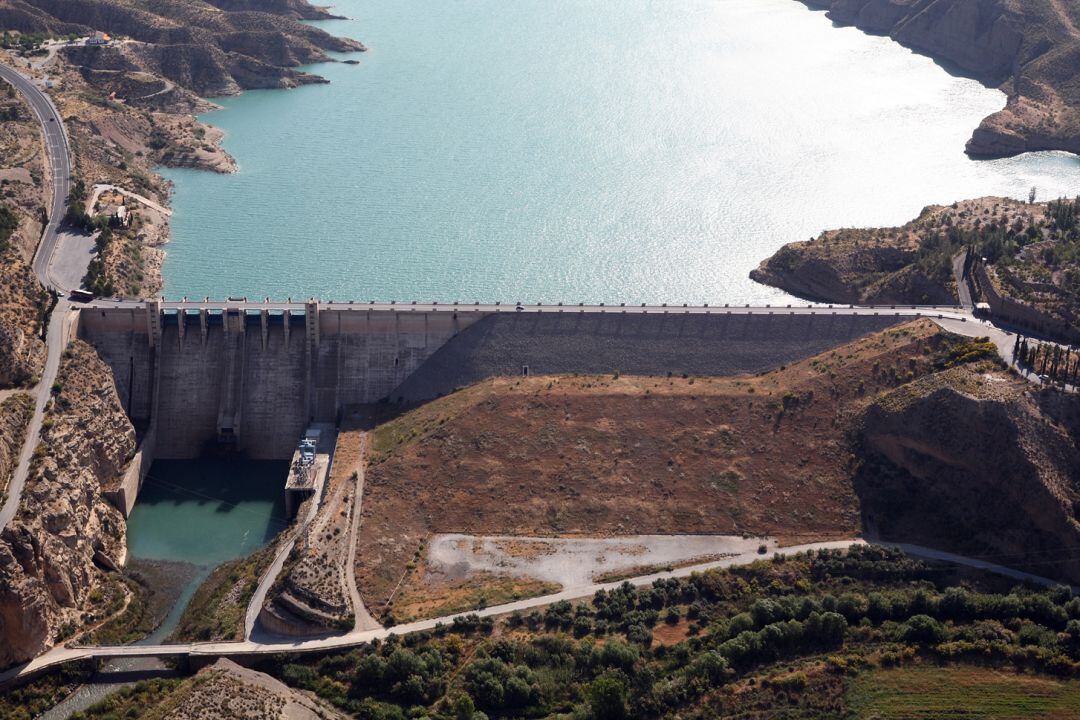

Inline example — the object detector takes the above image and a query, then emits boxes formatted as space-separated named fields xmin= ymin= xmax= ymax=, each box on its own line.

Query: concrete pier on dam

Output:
xmin=75 ymin=298 xmax=956 ymax=510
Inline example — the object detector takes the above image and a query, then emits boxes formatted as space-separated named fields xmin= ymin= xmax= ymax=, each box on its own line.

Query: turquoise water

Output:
xmin=125 ymin=458 xmax=289 ymax=639
xmin=160 ymin=0 xmax=1080 ymax=303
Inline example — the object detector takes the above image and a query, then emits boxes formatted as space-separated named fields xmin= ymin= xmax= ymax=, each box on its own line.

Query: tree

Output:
xmin=587 ymin=676 xmax=628 ymax=720
xmin=452 ymin=693 xmax=476 ymax=720
xmin=899 ymin=614 xmax=947 ymax=644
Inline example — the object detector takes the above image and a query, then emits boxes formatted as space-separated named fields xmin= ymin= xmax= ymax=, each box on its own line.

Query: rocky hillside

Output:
xmin=0 ymin=0 xmax=364 ymax=96
xmin=800 ymin=0 xmax=1080 ymax=157
xmin=857 ymin=364 xmax=1080 ymax=583
xmin=0 ymin=340 xmax=135 ymax=669
xmin=0 ymin=392 xmax=32 ymax=498
xmin=751 ymin=196 xmax=1080 ymax=337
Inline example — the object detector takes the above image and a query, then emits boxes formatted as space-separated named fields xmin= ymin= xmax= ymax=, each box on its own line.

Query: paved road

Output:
xmin=0 ymin=61 xmax=74 ymax=533
xmin=90 ymin=183 xmax=172 ymax=217
xmin=345 ymin=435 xmax=381 ymax=632
xmin=0 ymin=300 xmax=72 ymax=529
xmin=1 ymin=538 xmax=862 ymax=684
xmin=952 ymin=250 xmax=974 ymax=310
xmin=6 ymin=534 xmax=1076 ymax=686
xmin=83 ymin=297 xmax=973 ymax=319
xmin=0 ymin=62 xmax=71 ymax=292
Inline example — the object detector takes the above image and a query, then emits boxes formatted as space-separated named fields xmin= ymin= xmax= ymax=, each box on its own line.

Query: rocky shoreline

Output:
xmin=799 ymin=0 xmax=1080 ymax=158
xmin=751 ymin=196 xmax=1080 ymax=342
xmin=0 ymin=0 xmax=365 ymax=297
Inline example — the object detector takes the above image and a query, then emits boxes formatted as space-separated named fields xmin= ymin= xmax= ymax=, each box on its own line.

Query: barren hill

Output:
xmin=356 ymin=321 xmax=965 ymax=619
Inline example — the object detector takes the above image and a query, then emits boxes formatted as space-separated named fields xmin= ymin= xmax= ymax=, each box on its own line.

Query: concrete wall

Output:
xmin=105 ymin=428 xmax=155 ymax=517
xmin=973 ymin=261 xmax=1080 ymax=343
xmin=80 ymin=306 xmax=901 ymax=461
xmin=393 ymin=311 xmax=903 ymax=401
xmin=77 ymin=306 xmax=154 ymax=427
xmin=81 ymin=307 xmax=488 ymax=459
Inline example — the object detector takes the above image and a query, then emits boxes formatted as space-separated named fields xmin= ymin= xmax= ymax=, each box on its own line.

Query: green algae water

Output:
xmin=125 ymin=458 xmax=289 ymax=640
xmin=160 ymin=0 xmax=1080 ymax=304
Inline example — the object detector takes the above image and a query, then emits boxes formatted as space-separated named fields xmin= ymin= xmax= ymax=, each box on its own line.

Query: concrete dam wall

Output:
xmin=78 ymin=303 xmax=903 ymax=461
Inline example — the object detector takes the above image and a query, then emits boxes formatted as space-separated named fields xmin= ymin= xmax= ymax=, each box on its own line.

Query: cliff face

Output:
xmin=0 ymin=340 xmax=135 ymax=669
xmin=857 ymin=366 xmax=1080 ymax=583
xmin=800 ymin=0 xmax=1080 ymax=157
xmin=0 ymin=81 xmax=52 ymax=389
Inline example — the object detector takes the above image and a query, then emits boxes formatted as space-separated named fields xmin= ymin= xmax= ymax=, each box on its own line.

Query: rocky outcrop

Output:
xmin=202 ymin=0 xmax=345 ymax=21
xmin=0 ymin=0 xmax=364 ymax=98
xmin=800 ymin=0 xmax=1080 ymax=158
xmin=750 ymin=205 xmax=958 ymax=305
xmin=0 ymin=258 xmax=49 ymax=388
xmin=856 ymin=366 xmax=1080 ymax=584
xmin=0 ymin=340 xmax=135 ymax=669
xmin=0 ymin=393 xmax=32 ymax=497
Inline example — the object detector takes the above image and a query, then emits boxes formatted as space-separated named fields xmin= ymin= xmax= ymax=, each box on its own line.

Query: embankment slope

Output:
xmin=357 ymin=321 xmax=962 ymax=620
xmin=857 ymin=364 xmax=1080 ymax=582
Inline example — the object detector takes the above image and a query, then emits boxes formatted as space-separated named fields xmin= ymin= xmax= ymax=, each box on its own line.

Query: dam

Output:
xmin=76 ymin=299 xmax=949 ymax=511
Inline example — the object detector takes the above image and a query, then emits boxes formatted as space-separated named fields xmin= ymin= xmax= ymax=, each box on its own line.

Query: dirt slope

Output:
xmin=857 ymin=364 xmax=1080 ymax=583
xmin=355 ymin=321 xmax=957 ymax=619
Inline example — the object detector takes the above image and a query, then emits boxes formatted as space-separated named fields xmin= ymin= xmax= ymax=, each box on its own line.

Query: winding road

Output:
xmin=0 ymin=61 xmax=70 ymax=292
xmin=0 ymin=61 xmax=74 ymax=531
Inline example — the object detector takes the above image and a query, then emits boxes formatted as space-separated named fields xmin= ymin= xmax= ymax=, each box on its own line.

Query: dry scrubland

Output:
xmin=356 ymin=320 xmax=993 ymax=621
xmin=754 ymin=196 xmax=1080 ymax=344
xmin=62 ymin=658 xmax=346 ymax=720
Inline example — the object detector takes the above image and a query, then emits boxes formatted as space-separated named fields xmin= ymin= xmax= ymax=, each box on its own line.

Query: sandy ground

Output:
xmin=426 ymin=534 xmax=773 ymax=589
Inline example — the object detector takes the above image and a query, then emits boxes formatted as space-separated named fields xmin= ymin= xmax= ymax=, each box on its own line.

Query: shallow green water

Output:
xmin=125 ymin=458 xmax=289 ymax=639
xmin=160 ymin=0 xmax=1080 ymax=304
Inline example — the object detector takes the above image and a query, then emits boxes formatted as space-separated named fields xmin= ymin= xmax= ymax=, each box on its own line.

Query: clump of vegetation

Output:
xmin=1015 ymin=336 xmax=1080 ymax=385
xmin=0 ymin=204 xmax=18 ymax=253
xmin=935 ymin=336 xmax=1001 ymax=369
xmin=0 ymin=662 xmax=93 ymax=720
xmin=170 ymin=543 xmax=278 ymax=642
xmin=241 ymin=546 xmax=1080 ymax=719
xmin=69 ymin=678 xmax=183 ymax=720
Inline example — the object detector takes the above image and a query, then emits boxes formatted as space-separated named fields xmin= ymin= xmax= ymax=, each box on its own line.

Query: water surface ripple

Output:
xmin=161 ymin=0 xmax=1080 ymax=303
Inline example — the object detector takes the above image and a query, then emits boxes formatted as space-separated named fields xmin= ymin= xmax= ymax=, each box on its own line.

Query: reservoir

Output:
xmin=161 ymin=0 xmax=1080 ymax=303
xmin=124 ymin=458 xmax=289 ymax=640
